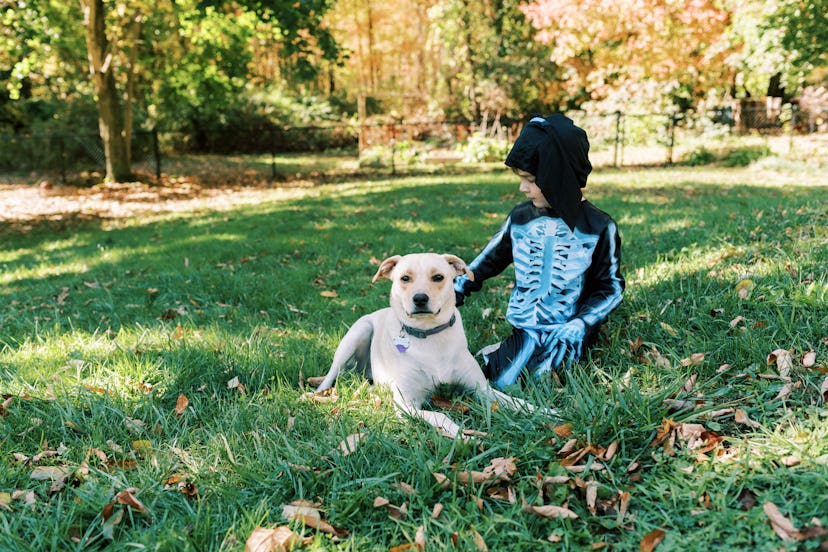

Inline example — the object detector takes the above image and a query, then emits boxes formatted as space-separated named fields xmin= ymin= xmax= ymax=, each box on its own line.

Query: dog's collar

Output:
xmin=402 ymin=313 xmax=456 ymax=339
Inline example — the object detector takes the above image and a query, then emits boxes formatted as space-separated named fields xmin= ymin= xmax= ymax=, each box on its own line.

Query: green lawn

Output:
xmin=1 ymin=161 xmax=827 ymax=550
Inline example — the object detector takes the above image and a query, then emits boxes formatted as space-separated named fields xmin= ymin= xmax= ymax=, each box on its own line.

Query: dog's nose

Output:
xmin=412 ymin=293 xmax=429 ymax=308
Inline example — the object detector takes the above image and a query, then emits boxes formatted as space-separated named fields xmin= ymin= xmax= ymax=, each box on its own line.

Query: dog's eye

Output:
xmin=432 ymin=274 xmax=445 ymax=282
xmin=400 ymin=275 xmax=411 ymax=282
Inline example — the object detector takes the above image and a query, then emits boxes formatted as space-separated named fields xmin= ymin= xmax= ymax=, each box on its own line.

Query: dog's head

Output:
xmin=373 ymin=253 xmax=473 ymax=328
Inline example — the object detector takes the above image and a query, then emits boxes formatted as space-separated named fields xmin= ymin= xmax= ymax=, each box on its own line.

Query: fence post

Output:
xmin=59 ymin=134 xmax=67 ymax=184
xmin=153 ymin=127 xmax=161 ymax=182
xmin=666 ymin=114 xmax=677 ymax=165
xmin=789 ymin=104 xmax=796 ymax=154
xmin=270 ymin=127 xmax=277 ymax=181
xmin=613 ymin=110 xmax=622 ymax=168
xmin=389 ymin=124 xmax=396 ymax=176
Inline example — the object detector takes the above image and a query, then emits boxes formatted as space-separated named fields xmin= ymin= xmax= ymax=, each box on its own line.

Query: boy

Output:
xmin=454 ymin=114 xmax=625 ymax=389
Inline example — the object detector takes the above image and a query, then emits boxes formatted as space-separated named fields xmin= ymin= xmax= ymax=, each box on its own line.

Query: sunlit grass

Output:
xmin=1 ymin=162 xmax=827 ymax=550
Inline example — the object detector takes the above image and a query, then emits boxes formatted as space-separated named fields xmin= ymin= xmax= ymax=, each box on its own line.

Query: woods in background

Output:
xmin=1 ymin=0 xmax=826 ymax=180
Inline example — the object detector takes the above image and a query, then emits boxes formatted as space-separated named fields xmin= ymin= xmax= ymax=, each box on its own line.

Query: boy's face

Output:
xmin=513 ymin=168 xmax=551 ymax=208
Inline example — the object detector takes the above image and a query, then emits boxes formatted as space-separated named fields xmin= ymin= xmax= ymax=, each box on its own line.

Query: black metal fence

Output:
xmin=0 ymin=103 xmax=823 ymax=185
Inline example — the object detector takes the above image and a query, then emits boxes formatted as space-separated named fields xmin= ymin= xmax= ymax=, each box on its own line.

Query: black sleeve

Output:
xmin=454 ymin=215 xmax=514 ymax=302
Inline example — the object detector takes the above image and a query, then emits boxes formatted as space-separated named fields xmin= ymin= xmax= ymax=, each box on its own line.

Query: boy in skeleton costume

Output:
xmin=455 ymin=114 xmax=624 ymax=388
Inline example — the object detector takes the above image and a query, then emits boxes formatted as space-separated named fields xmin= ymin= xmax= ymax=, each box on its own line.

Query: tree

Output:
xmin=519 ymin=0 xmax=731 ymax=109
xmin=79 ymin=0 xmax=132 ymax=181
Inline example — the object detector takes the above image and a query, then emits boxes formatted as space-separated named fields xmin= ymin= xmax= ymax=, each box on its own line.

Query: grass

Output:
xmin=1 ymin=159 xmax=827 ymax=551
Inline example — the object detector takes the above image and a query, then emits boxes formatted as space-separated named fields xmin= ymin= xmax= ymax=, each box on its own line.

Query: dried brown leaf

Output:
xmin=30 ymin=466 xmax=70 ymax=481
xmin=114 ymin=488 xmax=147 ymax=513
xmin=175 ymin=394 xmax=189 ymax=416
xmin=471 ymin=529 xmax=488 ymax=551
xmin=767 ymin=349 xmax=793 ymax=379
xmin=585 ymin=482 xmax=598 ymax=515
xmin=522 ymin=500 xmax=579 ymax=519
xmin=802 ymin=351 xmax=816 ymax=368
xmin=244 ymin=526 xmax=301 ymax=552
xmin=639 ymin=528 xmax=666 ymax=551
xmin=430 ymin=503 xmax=443 ymax=519
xmin=338 ymin=433 xmax=365 ymax=456
xmin=553 ymin=423 xmax=574 ymax=438
xmin=763 ymin=501 xmax=799 ymax=541
xmin=734 ymin=409 xmax=761 ymax=429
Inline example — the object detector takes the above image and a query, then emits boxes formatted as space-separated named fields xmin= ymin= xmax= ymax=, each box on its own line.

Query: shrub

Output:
xmin=683 ymin=147 xmax=718 ymax=166
xmin=722 ymin=145 xmax=772 ymax=167
xmin=455 ymin=132 xmax=510 ymax=162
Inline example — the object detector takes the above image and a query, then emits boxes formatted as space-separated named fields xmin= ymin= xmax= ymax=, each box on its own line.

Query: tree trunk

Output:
xmin=81 ymin=0 xmax=132 ymax=182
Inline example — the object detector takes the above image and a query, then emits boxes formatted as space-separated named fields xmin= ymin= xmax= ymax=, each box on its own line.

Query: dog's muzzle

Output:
xmin=410 ymin=293 xmax=432 ymax=315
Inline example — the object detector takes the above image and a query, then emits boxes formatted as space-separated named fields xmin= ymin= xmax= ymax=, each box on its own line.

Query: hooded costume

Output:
xmin=454 ymin=114 xmax=624 ymax=388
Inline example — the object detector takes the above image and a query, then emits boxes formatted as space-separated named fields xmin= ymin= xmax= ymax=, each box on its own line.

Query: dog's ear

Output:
xmin=372 ymin=255 xmax=402 ymax=282
xmin=442 ymin=254 xmax=474 ymax=281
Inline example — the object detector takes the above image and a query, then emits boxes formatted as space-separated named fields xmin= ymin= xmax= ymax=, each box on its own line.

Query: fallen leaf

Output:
xmin=639 ymin=528 xmax=666 ymax=551
xmin=738 ymin=489 xmax=757 ymax=511
xmin=681 ymin=372 xmax=699 ymax=390
xmin=244 ymin=526 xmax=300 ymax=552
xmin=470 ymin=529 xmax=488 ymax=551
xmin=820 ymin=376 xmax=828 ymax=400
xmin=603 ymin=441 xmax=618 ymax=461
xmin=774 ymin=383 xmax=792 ymax=401
xmin=780 ymin=455 xmax=801 ymax=467
xmin=617 ymin=491 xmax=630 ymax=523
xmin=585 ymin=482 xmax=598 ymax=515
xmin=294 ymin=515 xmax=348 ymax=539
xmin=1 ymin=396 xmax=13 ymax=417
xmin=553 ymin=423 xmax=574 ymax=438
xmin=522 ymin=500 xmax=579 ymax=519
xmin=802 ymin=351 xmax=816 ymax=368
xmin=175 ymin=394 xmax=189 ymax=416
xmin=767 ymin=349 xmax=793 ymax=379
xmin=125 ymin=417 xmax=145 ymax=434
xmin=30 ymin=466 xmax=70 ymax=481
xmin=735 ymin=279 xmax=755 ymax=299
xmin=414 ymin=526 xmax=426 ymax=551
xmin=338 ymin=433 xmax=365 ymax=456
xmin=281 ymin=500 xmax=322 ymax=521
xmin=114 ymin=488 xmax=147 ymax=513
xmin=320 ymin=290 xmax=338 ymax=298
xmin=659 ymin=322 xmax=678 ymax=337
xmin=734 ymin=409 xmax=761 ymax=429
xmin=763 ymin=502 xmax=799 ymax=541
xmin=430 ymin=503 xmax=443 ymax=519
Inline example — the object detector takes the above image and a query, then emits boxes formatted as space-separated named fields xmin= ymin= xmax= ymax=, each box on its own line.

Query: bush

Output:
xmin=683 ymin=147 xmax=718 ymax=166
xmin=722 ymin=145 xmax=772 ymax=167
xmin=455 ymin=132 xmax=510 ymax=162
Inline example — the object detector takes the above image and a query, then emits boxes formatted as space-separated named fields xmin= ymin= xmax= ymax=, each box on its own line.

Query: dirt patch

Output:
xmin=0 ymin=177 xmax=293 ymax=234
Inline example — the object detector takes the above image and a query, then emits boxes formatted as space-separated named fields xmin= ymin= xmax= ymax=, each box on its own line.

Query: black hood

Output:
xmin=504 ymin=114 xmax=592 ymax=229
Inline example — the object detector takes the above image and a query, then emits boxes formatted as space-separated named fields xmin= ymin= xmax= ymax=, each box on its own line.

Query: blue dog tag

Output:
xmin=392 ymin=334 xmax=410 ymax=353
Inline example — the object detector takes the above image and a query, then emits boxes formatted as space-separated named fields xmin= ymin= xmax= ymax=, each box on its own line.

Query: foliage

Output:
xmin=681 ymin=144 xmax=773 ymax=167
xmin=455 ymin=131 xmax=511 ymax=162
xmin=519 ymin=0 xmax=731 ymax=108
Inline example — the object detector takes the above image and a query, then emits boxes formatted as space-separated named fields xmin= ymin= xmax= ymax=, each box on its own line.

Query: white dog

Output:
xmin=315 ymin=253 xmax=546 ymax=439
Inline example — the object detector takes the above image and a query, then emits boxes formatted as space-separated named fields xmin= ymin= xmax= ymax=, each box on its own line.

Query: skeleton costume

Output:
xmin=454 ymin=114 xmax=624 ymax=388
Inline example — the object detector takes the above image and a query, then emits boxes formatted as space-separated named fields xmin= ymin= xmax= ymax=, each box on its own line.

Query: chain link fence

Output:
xmin=1 ymin=103 xmax=824 ymax=186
